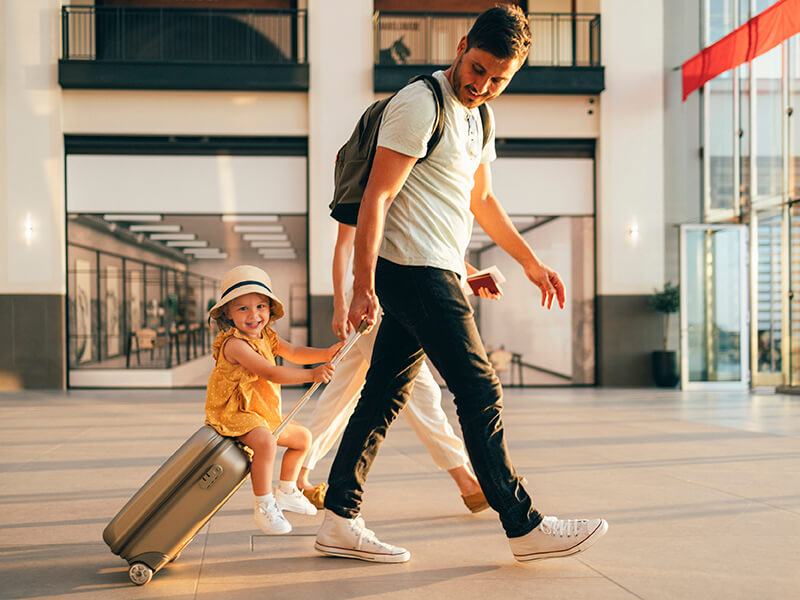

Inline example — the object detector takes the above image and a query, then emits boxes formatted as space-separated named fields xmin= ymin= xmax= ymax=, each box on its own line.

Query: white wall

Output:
xmin=0 ymin=2 xmax=5 ymax=291
xmin=532 ymin=0 xmax=601 ymax=11
xmin=1 ymin=0 xmax=65 ymax=294
xmin=67 ymin=155 xmax=307 ymax=214
xmin=491 ymin=94 xmax=599 ymax=139
xmin=307 ymin=0 xmax=373 ymax=296
xmin=62 ymin=90 xmax=308 ymax=136
xmin=492 ymin=157 xmax=594 ymax=215
xmin=597 ymin=0 xmax=665 ymax=295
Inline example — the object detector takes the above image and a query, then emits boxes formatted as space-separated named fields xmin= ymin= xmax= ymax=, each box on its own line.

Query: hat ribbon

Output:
xmin=220 ymin=279 xmax=273 ymax=300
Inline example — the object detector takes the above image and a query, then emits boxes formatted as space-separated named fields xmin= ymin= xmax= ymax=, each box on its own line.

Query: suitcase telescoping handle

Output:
xmin=273 ymin=319 xmax=370 ymax=437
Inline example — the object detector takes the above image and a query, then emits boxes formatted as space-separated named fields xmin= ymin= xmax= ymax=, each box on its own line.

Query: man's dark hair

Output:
xmin=466 ymin=4 xmax=531 ymax=62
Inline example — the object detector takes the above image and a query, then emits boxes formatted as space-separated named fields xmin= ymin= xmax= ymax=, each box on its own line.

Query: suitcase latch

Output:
xmin=199 ymin=464 xmax=224 ymax=489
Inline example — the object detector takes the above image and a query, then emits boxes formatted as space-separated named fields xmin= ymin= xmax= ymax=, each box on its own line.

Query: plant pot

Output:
xmin=651 ymin=350 xmax=679 ymax=387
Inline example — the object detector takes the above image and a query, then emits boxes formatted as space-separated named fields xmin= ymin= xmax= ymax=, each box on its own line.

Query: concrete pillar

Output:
xmin=306 ymin=0 xmax=373 ymax=344
xmin=596 ymin=0 xmax=666 ymax=384
xmin=0 ymin=0 xmax=66 ymax=389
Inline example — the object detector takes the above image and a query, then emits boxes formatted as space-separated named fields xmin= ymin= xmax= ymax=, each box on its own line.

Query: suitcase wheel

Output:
xmin=129 ymin=562 xmax=153 ymax=586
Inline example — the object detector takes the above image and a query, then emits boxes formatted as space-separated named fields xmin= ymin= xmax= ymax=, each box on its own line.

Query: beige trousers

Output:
xmin=302 ymin=312 xmax=469 ymax=472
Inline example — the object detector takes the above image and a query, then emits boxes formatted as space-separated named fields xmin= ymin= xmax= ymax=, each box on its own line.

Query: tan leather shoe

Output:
xmin=302 ymin=483 xmax=326 ymax=509
xmin=461 ymin=490 xmax=490 ymax=513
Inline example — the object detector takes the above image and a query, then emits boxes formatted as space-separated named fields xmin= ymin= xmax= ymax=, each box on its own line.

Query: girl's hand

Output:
xmin=311 ymin=362 xmax=335 ymax=383
xmin=326 ymin=340 xmax=345 ymax=361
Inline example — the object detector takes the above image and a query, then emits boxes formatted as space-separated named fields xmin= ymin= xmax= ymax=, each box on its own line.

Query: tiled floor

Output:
xmin=1 ymin=387 xmax=798 ymax=599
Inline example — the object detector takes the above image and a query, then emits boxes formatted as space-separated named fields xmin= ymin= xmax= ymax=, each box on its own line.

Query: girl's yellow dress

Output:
xmin=205 ymin=326 xmax=282 ymax=436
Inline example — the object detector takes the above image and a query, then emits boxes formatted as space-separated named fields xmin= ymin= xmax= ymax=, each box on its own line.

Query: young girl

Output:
xmin=206 ymin=265 xmax=341 ymax=535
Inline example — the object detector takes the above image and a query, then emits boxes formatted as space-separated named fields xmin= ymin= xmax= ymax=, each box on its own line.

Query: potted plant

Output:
xmin=649 ymin=282 xmax=680 ymax=387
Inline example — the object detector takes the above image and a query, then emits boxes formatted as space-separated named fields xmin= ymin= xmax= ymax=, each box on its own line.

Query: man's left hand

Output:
xmin=524 ymin=262 xmax=565 ymax=309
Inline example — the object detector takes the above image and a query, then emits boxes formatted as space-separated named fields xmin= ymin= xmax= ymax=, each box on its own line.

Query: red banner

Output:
xmin=682 ymin=0 xmax=800 ymax=101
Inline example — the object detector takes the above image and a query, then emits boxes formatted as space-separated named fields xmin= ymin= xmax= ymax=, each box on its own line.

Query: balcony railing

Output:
xmin=374 ymin=11 xmax=603 ymax=94
xmin=375 ymin=11 xmax=601 ymax=67
xmin=59 ymin=5 xmax=308 ymax=90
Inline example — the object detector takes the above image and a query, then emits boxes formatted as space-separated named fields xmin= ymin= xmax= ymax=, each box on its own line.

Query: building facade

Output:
xmin=2 ymin=0 xmax=676 ymax=390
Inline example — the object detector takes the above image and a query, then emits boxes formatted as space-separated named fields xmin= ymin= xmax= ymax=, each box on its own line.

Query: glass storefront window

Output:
xmin=98 ymin=253 xmax=124 ymax=362
xmin=752 ymin=45 xmax=783 ymax=202
xmin=755 ymin=0 xmax=776 ymax=14
xmin=739 ymin=62 xmax=751 ymax=203
xmin=755 ymin=210 xmax=783 ymax=375
xmin=684 ymin=227 xmax=744 ymax=383
xmin=706 ymin=0 xmax=735 ymax=45
xmin=790 ymin=34 xmax=800 ymax=201
xmin=791 ymin=203 xmax=800 ymax=385
xmin=144 ymin=264 xmax=162 ymax=330
xmin=707 ymin=74 xmax=736 ymax=211
xmin=127 ymin=261 xmax=145 ymax=333
xmin=66 ymin=240 xmax=217 ymax=371
xmin=473 ymin=215 xmax=595 ymax=385
xmin=738 ymin=0 xmax=750 ymax=27
xmin=68 ymin=245 xmax=98 ymax=366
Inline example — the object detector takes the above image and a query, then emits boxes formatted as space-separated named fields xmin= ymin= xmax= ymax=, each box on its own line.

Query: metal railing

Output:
xmin=374 ymin=11 xmax=601 ymax=67
xmin=62 ymin=5 xmax=307 ymax=64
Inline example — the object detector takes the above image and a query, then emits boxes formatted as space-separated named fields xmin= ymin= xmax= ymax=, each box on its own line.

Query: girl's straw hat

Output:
xmin=208 ymin=265 xmax=285 ymax=321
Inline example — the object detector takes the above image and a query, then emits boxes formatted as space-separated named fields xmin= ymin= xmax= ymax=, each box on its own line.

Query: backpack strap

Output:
xmin=402 ymin=75 xmax=491 ymax=157
xmin=478 ymin=103 xmax=492 ymax=150
xmin=406 ymin=74 xmax=444 ymax=160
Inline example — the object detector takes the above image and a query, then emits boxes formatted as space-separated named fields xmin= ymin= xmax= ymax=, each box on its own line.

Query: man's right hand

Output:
xmin=348 ymin=287 xmax=379 ymax=333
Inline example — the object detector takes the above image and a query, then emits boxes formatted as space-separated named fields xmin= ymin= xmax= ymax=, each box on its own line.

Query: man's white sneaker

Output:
xmin=314 ymin=510 xmax=410 ymax=563
xmin=509 ymin=516 xmax=608 ymax=562
xmin=275 ymin=486 xmax=318 ymax=515
xmin=254 ymin=497 xmax=292 ymax=535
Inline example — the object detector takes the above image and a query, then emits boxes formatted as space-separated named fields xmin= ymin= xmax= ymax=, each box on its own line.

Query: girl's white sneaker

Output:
xmin=275 ymin=487 xmax=318 ymax=515
xmin=255 ymin=497 xmax=292 ymax=535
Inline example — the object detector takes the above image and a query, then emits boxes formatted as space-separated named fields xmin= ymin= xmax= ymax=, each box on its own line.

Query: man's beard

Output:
xmin=452 ymin=54 xmax=493 ymax=108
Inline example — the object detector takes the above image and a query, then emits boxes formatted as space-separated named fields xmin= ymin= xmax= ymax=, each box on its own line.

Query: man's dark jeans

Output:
xmin=325 ymin=258 xmax=543 ymax=538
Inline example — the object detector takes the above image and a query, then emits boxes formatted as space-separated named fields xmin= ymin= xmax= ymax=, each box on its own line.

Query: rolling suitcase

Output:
xmin=103 ymin=321 xmax=368 ymax=585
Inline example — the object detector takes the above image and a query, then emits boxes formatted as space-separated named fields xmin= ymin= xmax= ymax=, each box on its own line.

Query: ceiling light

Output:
xmin=183 ymin=247 xmax=224 ymax=254
xmin=130 ymin=225 xmax=181 ymax=232
xmin=166 ymin=241 xmax=209 ymax=248
xmin=251 ymin=241 xmax=292 ymax=248
xmin=233 ymin=225 xmax=284 ymax=233
xmin=190 ymin=253 xmax=229 ymax=260
xmin=242 ymin=233 xmax=289 ymax=241
xmin=221 ymin=215 xmax=279 ymax=223
xmin=258 ymin=249 xmax=297 ymax=259
xmin=258 ymin=247 xmax=296 ymax=254
xmin=104 ymin=214 xmax=162 ymax=222
xmin=150 ymin=233 xmax=197 ymax=241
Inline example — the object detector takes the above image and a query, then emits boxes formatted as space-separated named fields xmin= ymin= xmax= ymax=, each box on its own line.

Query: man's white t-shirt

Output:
xmin=376 ymin=70 xmax=496 ymax=281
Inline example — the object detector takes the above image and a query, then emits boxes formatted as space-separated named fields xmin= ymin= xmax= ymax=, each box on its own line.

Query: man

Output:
xmin=315 ymin=5 xmax=607 ymax=563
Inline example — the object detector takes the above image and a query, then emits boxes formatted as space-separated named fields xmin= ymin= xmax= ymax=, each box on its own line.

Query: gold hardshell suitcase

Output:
xmin=103 ymin=321 xmax=368 ymax=586
xmin=102 ymin=425 xmax=251 ymax=585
